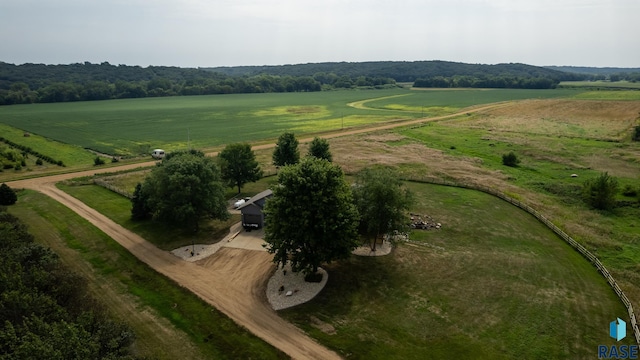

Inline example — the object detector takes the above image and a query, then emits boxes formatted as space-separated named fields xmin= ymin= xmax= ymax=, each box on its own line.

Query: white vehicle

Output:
xmin=233 ymin=197 xmax=251 ymax=209
xmin=151 ymin=149 xmax=165 ymax=159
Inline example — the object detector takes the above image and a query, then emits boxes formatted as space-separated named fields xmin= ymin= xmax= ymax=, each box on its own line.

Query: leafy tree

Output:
xmin=218 ymin=143 xmax=263 ymax=194
xmin=582 ymin=172 xmax=619 ymax=210
xmin=130 ymin=183 xmax=151 ymax=220
xmin=502 ymin=151 xmax=520 ymax=167
xmin=141 ymin=151 xmax=229 ymax=231
xmin=264 ymin=157 xmax=359 ymax=275
xmin=0 ymin=183 xmax=17 ymax=205
xmin=353 ymin=167 xmax=412 ymax=251
xmin=272 ymin=132 xmax=300 ymax=167
xmin=307 ymin=137 xmax=332 ymax=162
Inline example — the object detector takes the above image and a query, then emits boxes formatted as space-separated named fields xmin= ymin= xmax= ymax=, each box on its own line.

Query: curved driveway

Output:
xmin=7 ymin=102 xmax=507 ymax=359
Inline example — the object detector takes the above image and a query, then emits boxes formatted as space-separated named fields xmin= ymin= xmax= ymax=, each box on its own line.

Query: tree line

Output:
xmin=412 ymin=75 xmax=560 ymax=89
xmin=206 ymin=60 xmax=584 ymax=83
xmin=0 ymin=202 xmax=138 ymax=359
xmin=0 ymin=61 xmax=396 ymax=106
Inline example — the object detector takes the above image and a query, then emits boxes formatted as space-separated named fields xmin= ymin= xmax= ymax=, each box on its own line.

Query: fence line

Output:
xmin=93 ymin=178 xmax=133 ymax=199
xmin=403 ymin=175 xmax=640 ymax=345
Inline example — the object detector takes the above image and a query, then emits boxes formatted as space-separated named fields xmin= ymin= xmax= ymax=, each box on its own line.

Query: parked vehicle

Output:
xmin=151 ymin=149 xmax=165 ymax=159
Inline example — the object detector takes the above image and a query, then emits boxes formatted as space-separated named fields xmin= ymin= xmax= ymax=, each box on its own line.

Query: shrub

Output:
xmin=94 ymin=156 xmax=105 ymax=166
xmin=633 ymin=125 xmax=640 ymax=141
xmin=14 ymin=164 xmax=22 ymax=171
xmin=502 ymin=151 xmax=520 ymax=167
xmin=35 ymin=158 xmax=43 ymax=165
xmin=622 ymin=184 xmax=638 ymax=197
xmin=0 ymin=183 xmax=17 ymax=205
xmin=582 ymin=172 xmax=619 ymax=210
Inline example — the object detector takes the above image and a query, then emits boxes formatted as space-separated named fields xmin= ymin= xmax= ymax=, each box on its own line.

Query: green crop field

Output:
xmin=0 ymin=88 xmax=587 ymax=157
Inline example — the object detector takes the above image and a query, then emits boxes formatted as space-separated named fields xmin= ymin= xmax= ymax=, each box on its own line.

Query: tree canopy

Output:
xmin=272 ymin=132 xmax=300 ymax=167
xmin=0 ymin=208 xmax=136 ymax=359
xmin=307 ymin=137 xmax=332 ymax=162
xmin=218 ymin=143 xmax=263 ymax=193
xmin=0 ymin=183 xmax=17 ymax=205
xmin=352 ymin=167 xmax=412 ymax=251
xmin=137 ymin=151 xmax=229 ymax=231
xmin=263 ymin=157 xmax=359 ymax=275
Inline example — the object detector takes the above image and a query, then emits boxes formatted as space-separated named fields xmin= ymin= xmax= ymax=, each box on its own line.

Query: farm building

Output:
xmin=238 ymin=189 xmax=273 ymax=229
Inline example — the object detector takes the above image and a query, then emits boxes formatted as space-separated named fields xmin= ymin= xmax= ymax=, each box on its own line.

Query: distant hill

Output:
xmin=205 ymin=60 xmax=582 ymax=83
xmin=546 ymin=66 xmax=640 ymax=76
xmin=0 ymin=60 xmax=597 ymax=106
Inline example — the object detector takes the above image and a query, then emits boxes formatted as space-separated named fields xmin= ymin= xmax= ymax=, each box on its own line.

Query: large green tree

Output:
xmin=218 ymin=143 xmax=263 ymax=194
xmin=307 ymin=137 xmax=332 ymax=162
xmin=140 ymin=151 xmax=229 ymax=231
xmin=263 ymin=157 xmax=359 ymax=275
xmin=272 ymin=132 xmax=300 ymax=167
xmin=353 ymin=167 xmax=412 ymax=251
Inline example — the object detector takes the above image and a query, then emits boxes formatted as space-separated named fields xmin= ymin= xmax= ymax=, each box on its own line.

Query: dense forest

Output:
xmin=0 ymin=205 xmax=138 ymax=359
xmin=0 ymin=61 xmax=395 ymax=105
xmin=3 ymin=60 xmax=637 ymax=106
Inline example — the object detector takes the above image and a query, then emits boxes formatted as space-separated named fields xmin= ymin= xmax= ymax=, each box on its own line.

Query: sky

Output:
xmin=0 ymin=0 xmax=638 ymax=68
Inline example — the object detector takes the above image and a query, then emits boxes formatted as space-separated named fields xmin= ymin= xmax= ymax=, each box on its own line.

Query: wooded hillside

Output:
xmin=0 ymin=60 xmax=607 ymax=105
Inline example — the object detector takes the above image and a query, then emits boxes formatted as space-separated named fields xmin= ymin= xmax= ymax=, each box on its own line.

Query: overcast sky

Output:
xmin=1 ymin=0 xmax=638 ymax=68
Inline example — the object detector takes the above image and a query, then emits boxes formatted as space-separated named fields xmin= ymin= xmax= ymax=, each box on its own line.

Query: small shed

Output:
xmin=238 ymin=189 xmax=273 ymax=229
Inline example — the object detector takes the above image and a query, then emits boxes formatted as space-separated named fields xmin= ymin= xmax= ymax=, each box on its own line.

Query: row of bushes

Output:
xmin=0 ymin=136 xmax=65 ymax=167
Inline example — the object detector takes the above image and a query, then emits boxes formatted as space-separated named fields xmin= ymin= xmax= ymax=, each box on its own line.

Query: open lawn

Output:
xmin=280 ymin=182 xmax=633 ymax=359
xmin=8 ymin=190 xmax=284 ymax=360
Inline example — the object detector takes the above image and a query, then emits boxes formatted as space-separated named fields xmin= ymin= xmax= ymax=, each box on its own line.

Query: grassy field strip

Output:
xmin=403 ymin=177 xmax=640 ymax=345
xmin=279 ymin=181 xmax=633 ymax=359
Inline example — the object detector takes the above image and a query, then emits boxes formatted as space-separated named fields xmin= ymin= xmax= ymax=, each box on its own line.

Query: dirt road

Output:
xmin=11 ymin=178 xmax=341 ymax=359
xmin=6 ymin=102 xmax=507 ymax=359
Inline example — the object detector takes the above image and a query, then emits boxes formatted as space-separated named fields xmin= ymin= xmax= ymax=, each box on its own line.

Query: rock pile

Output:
xmin=410 ymin=213 xmax=441 ymax=230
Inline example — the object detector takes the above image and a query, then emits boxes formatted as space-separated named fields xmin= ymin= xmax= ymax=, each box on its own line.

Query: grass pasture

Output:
xmin=280 ymin=182 xmax=633 ymax=359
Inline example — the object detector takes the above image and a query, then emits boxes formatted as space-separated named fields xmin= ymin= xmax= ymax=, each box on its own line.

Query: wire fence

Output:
xmin=403 ymin=175 xmax=640 ymax=345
